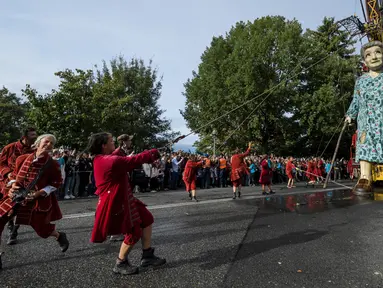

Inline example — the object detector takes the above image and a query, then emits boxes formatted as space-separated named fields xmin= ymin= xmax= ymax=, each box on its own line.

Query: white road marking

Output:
xmin=62 ymin=186 xmax=351 ymax=220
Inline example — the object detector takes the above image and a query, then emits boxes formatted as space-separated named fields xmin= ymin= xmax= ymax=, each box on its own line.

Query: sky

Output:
xmin=0 ymin=0 xmax=365 ymax=149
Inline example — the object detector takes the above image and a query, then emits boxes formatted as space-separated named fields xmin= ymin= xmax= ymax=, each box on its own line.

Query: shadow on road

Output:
xmin=157 ymin=229 xmax=329 ymax=270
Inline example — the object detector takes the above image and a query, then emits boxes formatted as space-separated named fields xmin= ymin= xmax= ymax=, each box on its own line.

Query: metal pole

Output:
xmin=323 ymin=121 xmax=348 ymax=189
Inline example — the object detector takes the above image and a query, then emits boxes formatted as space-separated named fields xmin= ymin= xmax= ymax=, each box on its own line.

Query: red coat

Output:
xmin=285 ymin=161 xmax=294 ymax=178
xmin=351 ymin=132 xmax=357 ymax=148
xmin=12 ymin=153 xmax=62 ymax=225
xmin=91 ymin=149 xmax=159 ymax=243
xmin=112 ymin=147 xmax=127 ymax=156
xmin=230 ymin=149 xmax=250 ymax=181
xmin=112 ymin=147 xmax=133 ymax=157
xmin=182 ymin=160 xmax=203 ymax=183
xmin=0 ymin=140 xmax=34 ymax=194
xmin=259 ymin=159 xmax=271 ymax=185
xmin=347 ymin=159 xmax=353 ymax=176
xmin=306 ymin=162 xmax=316 ymax=182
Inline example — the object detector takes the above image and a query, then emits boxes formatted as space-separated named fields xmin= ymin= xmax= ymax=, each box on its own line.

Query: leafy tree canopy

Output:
xmin=182 ymin=16 xmax=359 ymax=158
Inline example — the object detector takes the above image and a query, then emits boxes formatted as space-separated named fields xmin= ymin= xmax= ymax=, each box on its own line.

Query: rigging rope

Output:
xmin=315 ymin=133 xmax=324 ymax=158
xmin=318 ymin=118 xmax=345 ymax=159
xmin=213 ymin=44 xmax=347 ymax=151
xmin=296 ymin=168 xmax=353 ymax=189
xmin=217 ymin=90 xmax=271 ymax=151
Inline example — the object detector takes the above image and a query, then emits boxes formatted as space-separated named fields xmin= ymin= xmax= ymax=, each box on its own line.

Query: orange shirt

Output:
xmin=219 ymin=158 xmax=227 ymax=169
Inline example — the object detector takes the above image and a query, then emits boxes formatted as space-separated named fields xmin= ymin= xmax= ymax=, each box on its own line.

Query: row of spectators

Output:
xmin=52 ymin=148 xmax=353 ymax=199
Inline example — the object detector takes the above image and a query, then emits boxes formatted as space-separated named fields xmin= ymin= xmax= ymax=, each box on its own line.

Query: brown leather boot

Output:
xmin=353 ymin=178 xmax=372 ymax=195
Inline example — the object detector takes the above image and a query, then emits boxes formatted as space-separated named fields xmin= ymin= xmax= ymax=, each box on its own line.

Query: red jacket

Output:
xmin=306 ymin=162 xmax=316 ymax=181
xmin=0 ymin=140 xmax=34 ymax=193
xmin=259 ymin=159 xmax=271 ymax=184
xmin=286 ymin=161 xmax=294 ymax=175
xmin=183 ymin=160 xmax=203 ymax=182
xmin=12 ymin=153 xmax=62 ymax=225
xmin=230 ymin=148 xmax=250 ymax=181
xmin=91 ymin=149 xmax=158 ymax=243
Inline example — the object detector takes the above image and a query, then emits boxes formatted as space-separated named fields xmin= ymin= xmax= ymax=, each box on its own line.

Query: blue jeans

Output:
xmin=202 ymin=168 xmax=210 ymax=189
xmin=64 ymin=176 xmax=75 ymax=196
xmin=219 ymin=169 xmax=227 ymax=187
xmin=171 ymin=171 xmax=178 ymax=189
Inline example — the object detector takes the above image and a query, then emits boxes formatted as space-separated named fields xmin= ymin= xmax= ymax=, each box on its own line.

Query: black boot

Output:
xmin=140 ymin=248 xmax=166 ymax=268
xmin=188 ymin=192 xmax=192 ymax=200
xmin=232 ymin=192 xmax=236 ymax=199
xmin=57 ymin=232 xmax=69 ymax=252
xmin=113 ymin=258 xmax=139 ymax=275
xmin=193 ymin=196 xmax=199 ymax=202
xmin=7 ymin=222 xmax=19 ymax=245
xmin=238 ymin=191 xmax=241 ymax=198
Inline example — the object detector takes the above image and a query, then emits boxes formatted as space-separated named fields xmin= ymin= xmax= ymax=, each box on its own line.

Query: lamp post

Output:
xmin=212 ymin=129 xmax=217 ymax=157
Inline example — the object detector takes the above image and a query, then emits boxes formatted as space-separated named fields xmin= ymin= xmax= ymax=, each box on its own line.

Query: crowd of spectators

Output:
xmin=52 ymin=148 xmax=353 ymax=199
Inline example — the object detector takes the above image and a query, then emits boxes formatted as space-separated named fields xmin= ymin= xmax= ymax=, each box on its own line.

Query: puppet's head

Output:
xmin=361 ymin=41 xmax=383 ymax=71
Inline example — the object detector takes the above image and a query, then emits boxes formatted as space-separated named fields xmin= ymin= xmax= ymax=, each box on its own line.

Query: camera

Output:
xmin=12 ymin=188 xmax=29 ymax=204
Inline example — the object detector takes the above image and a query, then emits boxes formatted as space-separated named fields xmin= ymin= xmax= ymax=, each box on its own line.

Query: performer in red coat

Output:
xmin=109 ymin=134 xmax=135 ymax=242
xmin=285 ymin=156 xmax=295 ymax=188
xmin=88 ymin=132 xmax=166 ymax=275
xmin=351 ymin=130 xmax=358 ymax=148
xmin=230 ymin=142 xmax=252 ymax=199
xmin=183 ymin=155 xmax=204 ymax=202
xmin=314 ymin=158 xmax=324 ymax=182
xmin=0 ymin=127 xmax=37 ymax=245
xmin=114 ymin=134 xmax=134 ymax=157
xmin=305 ymin=160 xmax=316 ymax=186
xmin=0 ymin=134 xmax=69 ymax=270
xmin=259 ymin=155 xmax=274 ymax=195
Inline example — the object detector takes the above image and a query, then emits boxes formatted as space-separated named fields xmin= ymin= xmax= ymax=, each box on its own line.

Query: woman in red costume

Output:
xmin=305 ymin=159 xmax=317 ymax=187
xmin=285 ymin=156 xmax=295 ymax=189
xmin=88 ymin=132 xmax=166 ymax=275
xmin=183 ymin=155 xmax=204 ymax=202
xmin=259 ymin=155 xmax=274 ymax=195
xmin=230 ymin=142 xmax=252 ymax=199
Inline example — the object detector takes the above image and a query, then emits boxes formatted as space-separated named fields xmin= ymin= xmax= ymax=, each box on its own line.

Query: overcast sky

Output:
xmin=0 ymin=0 xmax=364 ymax=145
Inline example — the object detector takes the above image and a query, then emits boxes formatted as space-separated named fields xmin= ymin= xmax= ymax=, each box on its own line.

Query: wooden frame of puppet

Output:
xmin=345 ymin=41 xmax=383 ymax=194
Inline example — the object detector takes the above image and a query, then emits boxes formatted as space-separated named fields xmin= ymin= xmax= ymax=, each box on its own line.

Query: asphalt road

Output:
xmin=1 ymin=181 xmax=383 ymax=288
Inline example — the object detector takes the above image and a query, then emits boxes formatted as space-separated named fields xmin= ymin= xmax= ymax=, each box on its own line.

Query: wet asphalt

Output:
xmin=1 ymin=181 xmax=383 ymax=288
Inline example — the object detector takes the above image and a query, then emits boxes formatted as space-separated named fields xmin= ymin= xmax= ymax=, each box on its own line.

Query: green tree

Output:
xmin=182 ymin=16 xmax=306 ymax=154
xmin=93 ymin=56 xmax=179 ymax=150
xmin=293 ymin=17 xmax=358 ymax=158
xmin=24 ymin=56 xmax=178 ymax=150
xmin=182 ymin=16 xmax=359 ymax=157
xmin=0 ymin=87 xmax=28 ymax=148
xmin=23 ymin=69 xmax=95 ymax=148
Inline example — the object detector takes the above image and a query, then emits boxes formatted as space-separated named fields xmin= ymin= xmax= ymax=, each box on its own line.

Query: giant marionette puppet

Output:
xmin=345 ymin=41 xmax=383 ymax=194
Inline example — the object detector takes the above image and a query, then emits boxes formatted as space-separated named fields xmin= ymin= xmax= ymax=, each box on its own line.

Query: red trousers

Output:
xmin=232 ymin=179 xmax=241 ymax=187
xmin=123 ymin=202 xmax=154 ymax=245
xmin=183 ymin=179 xmax=196 ymax=191
xmin=0 ymin=212 xmax=55 ymax=239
